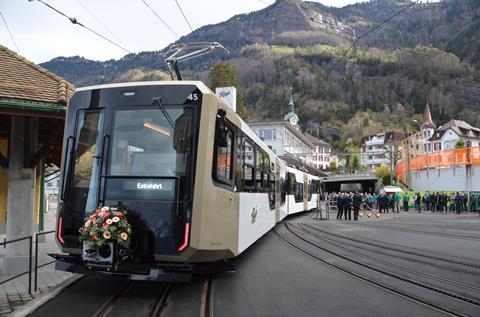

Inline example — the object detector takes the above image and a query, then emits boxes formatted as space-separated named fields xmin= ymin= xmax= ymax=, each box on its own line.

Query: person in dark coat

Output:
xmin=455 ymin=192 xmax=462 ymax=214
xmin=379 ymin=194 xmax=388 ymax=213
xmin=344 ymin=193 xmax=352 ymax=220
xmin=353 ymin=191 xmax=362 ymax=221
xmin=430 ymin=193 xmax=437 ymax=212
xmin=336 ymin=193 xmax=344 ymax=220
xmin=415 ymin=192 xmax=422 ymax=213
xmin=462 ymin=192 xmax=468 ymax=212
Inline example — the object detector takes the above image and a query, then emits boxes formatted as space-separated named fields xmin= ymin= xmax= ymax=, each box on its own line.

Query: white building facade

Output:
xmin=305 ymin=133 xmax=332 ymax=169
xmin=249 ymin=121 xmax=315 ymax=166
xmin=428 ymin=119 xmax=480 ymax=151
xmin=361 ymin=131 xmax=408 ymax=172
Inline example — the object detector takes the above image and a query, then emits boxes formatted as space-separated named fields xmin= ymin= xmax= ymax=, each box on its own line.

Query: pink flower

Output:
xmin=106 ymin=219 xmax=113 ymax=225
xmin=102 ymin=222 xmax=109 ymax=228
xmin=100 ymin=212 xmax=108 ymax=218
xmin=103 ymin=231 xmax=111 ymax=239
xmin=116 ymin=212 xmax=124 ymax=217
xmin=120 ymin=232 xmax=128 ymax=240
xmin=112 ymin=217 xmax=120 ymax=223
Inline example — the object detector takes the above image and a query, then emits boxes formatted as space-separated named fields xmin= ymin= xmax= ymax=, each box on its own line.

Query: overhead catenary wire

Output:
xmin=75 ymin=0 xmax=129 ymax=51
xmin=32 ymin=0 xmax=130 ymax=53
xmin=142 ymin=0 xmax=179 ymax=39
xmin=256 ymin=0 xmax=272 ymax=5
xmin=331 ymin=0 xmax=421 ymax=71
xmin=0 ymin=10 xmax=20 ymax=53
xmin=173 ymin=0 xmax=193 ymax=33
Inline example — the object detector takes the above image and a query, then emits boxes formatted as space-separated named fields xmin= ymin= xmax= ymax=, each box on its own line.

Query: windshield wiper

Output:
xmin=152 ymin=98 xmax=187 ymax=158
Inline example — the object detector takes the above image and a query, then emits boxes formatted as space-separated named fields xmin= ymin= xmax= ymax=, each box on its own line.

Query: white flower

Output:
xmin=101 ymin=206 xmax=110 ymax=212
xmin=106 ymin=219 xmax=113 ymax=225
xmin=112 ymin=216 xmax=120 ymax=223
xmin=84 ymin=220 xmax=91 ymax=227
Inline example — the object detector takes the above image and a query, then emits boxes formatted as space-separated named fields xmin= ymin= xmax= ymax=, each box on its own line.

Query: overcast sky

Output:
xmin=1 ymin=0 xmax=435 ymax=64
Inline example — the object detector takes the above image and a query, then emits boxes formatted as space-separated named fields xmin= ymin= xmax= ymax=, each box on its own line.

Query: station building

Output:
xmin=0 ymin=44 xmax=74 ymax=272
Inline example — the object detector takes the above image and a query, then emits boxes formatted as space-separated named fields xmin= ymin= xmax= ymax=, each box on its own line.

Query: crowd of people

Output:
xmin=322 ymin=191 xmax=479 ymax=220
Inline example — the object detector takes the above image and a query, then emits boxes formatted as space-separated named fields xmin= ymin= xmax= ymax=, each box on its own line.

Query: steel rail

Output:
xmin=282 ymin=223 xmax=480 ymax=311
xmin=352 ymin=222 xmax=480 ymax=241
xmin=273 ymin=225 xmax=466 ymax=317
xmin=303 ymin=224 xmax=480 ymax=268
xmin=297 ymin=224 xmax=480 ymax=295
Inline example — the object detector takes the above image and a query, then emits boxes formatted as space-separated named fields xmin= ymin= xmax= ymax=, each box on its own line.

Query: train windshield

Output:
xmin=109 ymin=106 xmax=194 ymax=177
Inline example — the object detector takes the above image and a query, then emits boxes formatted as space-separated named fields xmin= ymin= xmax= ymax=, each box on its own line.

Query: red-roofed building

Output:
xmin=0 ymin=44 xmax=74 ymax=273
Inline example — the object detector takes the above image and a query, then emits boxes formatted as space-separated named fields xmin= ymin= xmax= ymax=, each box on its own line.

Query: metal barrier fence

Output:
xmin=0 ymin=236 xmax=32 ymax=294
xmin=34 ymin=230 xmax=55 ymax=292
xmin=0 ymin=230 xmax=56 ymax=295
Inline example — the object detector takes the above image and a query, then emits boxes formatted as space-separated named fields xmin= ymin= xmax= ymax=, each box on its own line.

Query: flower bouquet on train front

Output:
xmin=79 ymin=206 xmax=132 ymax=249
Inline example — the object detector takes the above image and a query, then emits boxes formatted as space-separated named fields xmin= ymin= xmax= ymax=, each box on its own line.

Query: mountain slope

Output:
xmin=39 ymin=0 xmax=480 ymax=147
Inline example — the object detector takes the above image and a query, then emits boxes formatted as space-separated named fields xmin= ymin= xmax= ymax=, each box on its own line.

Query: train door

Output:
xmin=275 ymin=161 xmax=281 ymax=223
xmin=303 ymin=173 xmax=308 ymax=211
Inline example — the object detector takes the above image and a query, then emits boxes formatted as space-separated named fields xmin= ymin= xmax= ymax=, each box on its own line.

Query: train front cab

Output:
xmin=54 ymin=81 xmax=221 ymax=278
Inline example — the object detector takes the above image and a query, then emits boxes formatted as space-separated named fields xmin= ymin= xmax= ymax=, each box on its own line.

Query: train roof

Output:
xmin=76 ymin=80 xmax=211 ymax=93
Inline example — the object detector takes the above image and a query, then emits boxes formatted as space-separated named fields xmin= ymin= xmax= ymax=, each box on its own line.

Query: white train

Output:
xmin=53 ymin=81 xmax=321 ymax=280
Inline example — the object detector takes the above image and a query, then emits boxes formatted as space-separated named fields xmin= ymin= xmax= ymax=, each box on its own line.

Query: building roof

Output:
xmin=0 ymin=44 xmax=75 ymax=106
xmin=248 ymin=121 xmax=314 ymax=148
xmin=304 ymin=133 xmax=330 ymax=147
xmin=361 ymin=131 xmax=408 ymax=146
xmin=429 ymin=119 xmax=480 ymax=141
xmin=422 ymin=102 xmax=436 ymax=129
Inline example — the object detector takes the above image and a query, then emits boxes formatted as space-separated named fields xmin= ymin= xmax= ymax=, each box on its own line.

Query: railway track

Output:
xmin=297 ymin=224 xmax=480 ymax=299
xmin=92 ymin=276 xmax=214 ymax=317
xmin=274 ymin=222 xmax=480 ymax=317
xmin=303 ymin=224 xmax=480 ymax=268
xmin=92 ymin=281 xmax=173 ymax=317
xmin=353 ymin=222 xmax=480 ymax=241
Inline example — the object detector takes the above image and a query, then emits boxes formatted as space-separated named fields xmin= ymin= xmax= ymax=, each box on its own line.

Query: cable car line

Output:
xmin=31 ymin=0 xmax=130 ymax=53
xmin=0 ymin=10 xmax=20 ymax=53
xmin=142 ymin=0 xmax=179 ymax=39
xmin=173 ymin=0 xmax=194 ymax=33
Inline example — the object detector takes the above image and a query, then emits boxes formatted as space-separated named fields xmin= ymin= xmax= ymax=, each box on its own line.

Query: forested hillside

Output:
xmin=41 ymin=0 xmax=480 ymax=149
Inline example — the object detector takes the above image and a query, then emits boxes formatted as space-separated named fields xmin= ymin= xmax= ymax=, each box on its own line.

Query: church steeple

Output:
xmin=288 ymin=90 xmax=294 ymax=113
xmin=284 ymin=87 xmax=299 ymax=127
xmin=422 ymin=101 xmax=436 ymax=129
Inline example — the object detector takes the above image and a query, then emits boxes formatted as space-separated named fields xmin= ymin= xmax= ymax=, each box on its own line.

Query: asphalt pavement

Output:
xmin=28 ymin=211 xmax=480 ymax=316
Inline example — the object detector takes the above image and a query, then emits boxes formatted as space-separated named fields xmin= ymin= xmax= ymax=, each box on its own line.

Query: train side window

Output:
xmin=214 ymin=120 xmax=234 ymax=185
xmin=287 ymin=173 xmax=295 ymax=195
xmin=235 ymin=133 xmax=244 ymax=191
xmin=281 ymin=178 xmax=286 ymax=204
xmin=263 ymin=155 xmax=270 ymax=190
xmin=295 ymin=182 xmax=303 ymax=203
xmin=269 ymin=172 xmax=275 ymax=209
xmin=255 ymin=147 xmax=263 ymax=191
xmin=244 ymin=139 xmax=255 ymax=190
